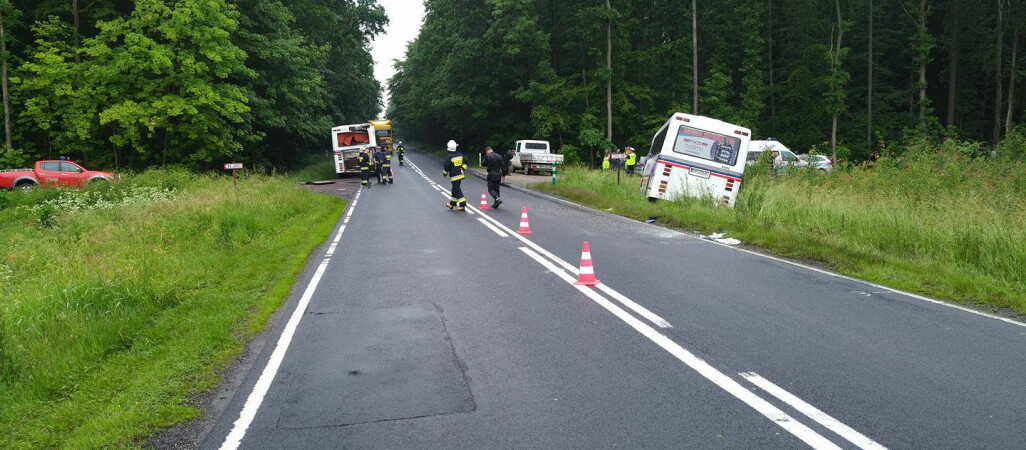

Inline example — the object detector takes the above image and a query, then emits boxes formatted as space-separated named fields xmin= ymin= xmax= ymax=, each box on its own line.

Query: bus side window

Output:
xmin=649 ymin=125 xmax=668 ymax=156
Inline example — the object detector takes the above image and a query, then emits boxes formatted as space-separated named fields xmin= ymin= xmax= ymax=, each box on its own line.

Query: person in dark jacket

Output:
xmin=502 ymin=148 xmax=515 ymax=176
xmin=483 ymin=147 xmax=505 ymax=208
xmin=373 ymin=147 xmax=386 ymax=184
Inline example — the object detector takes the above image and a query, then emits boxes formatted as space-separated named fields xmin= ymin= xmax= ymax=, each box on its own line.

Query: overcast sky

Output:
xmin=371 ymin=0 xmax=426 ymax=117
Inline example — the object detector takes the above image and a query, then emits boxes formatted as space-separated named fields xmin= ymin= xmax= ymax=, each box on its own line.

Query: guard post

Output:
xmin=610 ymin=153 xmax=627 ymax=185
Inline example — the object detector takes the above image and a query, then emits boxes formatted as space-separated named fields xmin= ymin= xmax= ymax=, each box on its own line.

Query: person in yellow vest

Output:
xmin=358 ymin=148 xmax=372 ymax=188
xmin=381 ymin=151 xmax=394 ymax=184
xmin=625 ymin=147 xmax=637 ymax=175
xmin=442 ymin=140 xmax=468 ymax=211
xmin=601 ymin=151 xmax=611 ymax=170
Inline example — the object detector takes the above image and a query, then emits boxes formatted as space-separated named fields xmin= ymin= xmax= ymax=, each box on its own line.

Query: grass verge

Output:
xmin=0 ymin=169 xmax=344 ymax=448
xmin=533 ymin=156 xmax=1026 ymax=316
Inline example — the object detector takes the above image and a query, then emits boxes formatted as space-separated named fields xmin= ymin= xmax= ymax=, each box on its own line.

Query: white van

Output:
xmin=639 ymin=113 xmax=752 ymax=207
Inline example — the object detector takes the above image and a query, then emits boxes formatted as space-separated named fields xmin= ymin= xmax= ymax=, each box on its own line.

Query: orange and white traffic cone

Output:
xmin=574 ymin=241 xmax=599 ymax=286
xmin=479 ymin=190 xmax=489 ymax=210
xmin=517 ymin=207 xmax=532 ymax=235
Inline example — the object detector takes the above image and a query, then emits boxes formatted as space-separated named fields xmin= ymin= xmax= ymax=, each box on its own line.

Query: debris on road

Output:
xmin=704 ymin=232 xmax=741 ymax=245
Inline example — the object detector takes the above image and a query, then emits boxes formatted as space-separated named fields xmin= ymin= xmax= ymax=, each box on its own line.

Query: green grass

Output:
xmin=285 ymin=152 xmax=340 ymax=183
xmin=0 ymin=169 xmax=344 ymax=448
xmin=534 ymin=154 xmax=1026 ymax=316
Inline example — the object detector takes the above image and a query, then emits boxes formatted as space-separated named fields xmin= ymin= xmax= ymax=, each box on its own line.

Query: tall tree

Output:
xmin=904 ymin=0 xmax=934 ymax=128
xmin=1007 ymin=26 xmax=1019 ymax=136
xmin=867 ymin=0 xmax=875 ymax=144
xmin=0 ymin=1 xmax=11 ymax=152
xmin=946 ymin=0 xmax=960 ymax=127
xmin=691 ymin=0 xmax=698 ymax=114
xmin=826 ymin=0 xmax=849 ymax=161
xmin=994 ymin=0 xmax=1005 ymax=143
xmin=605 ymin=0 xmax=612 ymax=141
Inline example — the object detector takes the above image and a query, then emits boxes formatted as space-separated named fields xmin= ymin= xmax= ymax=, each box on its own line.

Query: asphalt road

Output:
xmin=200 ymin=147 xmax=1026 ymax=449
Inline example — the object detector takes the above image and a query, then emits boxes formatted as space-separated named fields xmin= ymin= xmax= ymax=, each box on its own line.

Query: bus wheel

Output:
xmin=647 ymin=197 xmax=658 ymax=203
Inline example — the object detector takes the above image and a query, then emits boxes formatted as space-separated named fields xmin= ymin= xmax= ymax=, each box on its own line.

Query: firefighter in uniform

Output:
xmin=443 ymin=140 xmax=468 ymax=211
xmin=358 ymin=148 xmax=372 ymax=188
xmin=396 ymin=141 xmax=406 ymax=165
xmin=373 ymin=147 xmax=385 ymax=184
xmin=381 ymin=151 xmax=394 ymax=184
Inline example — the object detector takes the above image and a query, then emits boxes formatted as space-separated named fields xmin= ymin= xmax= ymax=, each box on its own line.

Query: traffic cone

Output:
xmin=517 ymin=207 xmax=532 ymax=235
xmin=479 ymin=190 xmax=489 ymax=210
xmin=574 ymin=241 xmax=599 ymax=286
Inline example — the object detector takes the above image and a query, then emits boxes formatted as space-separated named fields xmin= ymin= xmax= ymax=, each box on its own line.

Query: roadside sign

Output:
xmin=610 ymin=154 xmax=628 ymax=160
xmin=223 ymin=162 xmax=244 ymax=191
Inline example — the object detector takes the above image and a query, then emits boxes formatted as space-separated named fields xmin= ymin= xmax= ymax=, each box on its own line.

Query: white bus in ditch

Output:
xmin=639 ymin=113 xmax=752 ymax=207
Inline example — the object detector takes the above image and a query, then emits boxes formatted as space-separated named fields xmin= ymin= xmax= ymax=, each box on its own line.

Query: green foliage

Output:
xmin=0 ymin=170 xmax=343 ymax=447
xmin=391 ymin=0 xmax=1023 ymax=164
xmin=5 ymin=0 xmax=386 ymax=168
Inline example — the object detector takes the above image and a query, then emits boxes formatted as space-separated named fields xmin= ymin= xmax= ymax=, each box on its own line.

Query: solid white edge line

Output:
xmin=477 ymin=218 xmax=509 ymax=237
xmin=218 ymin=190 xmax=358 ymax=450
xmin=740 ymin=372 xmax=886 ymax=449
xmin=701 ymin=240 xmax=1026 ymax=329
xmin=517 ymin=248 xmax=842 ymax=450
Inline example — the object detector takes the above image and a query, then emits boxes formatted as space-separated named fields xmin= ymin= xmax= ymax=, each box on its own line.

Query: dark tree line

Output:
xmin=0 ymin=0 xmax=387 ymax=168
xmin=389 ymin=0 xmax=1025 ymax=163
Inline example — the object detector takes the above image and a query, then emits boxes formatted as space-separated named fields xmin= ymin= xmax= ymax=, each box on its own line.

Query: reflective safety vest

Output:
xmin=443 ymin=152 xmax=467 ymax=182
xmin=383 ymin=154 xmax=392 ymax=168
xmin=602 ymin=156 xmax=610 ymax=170
xmin=626 ymin=153 xmax=637 ymax=167
xmin=358 ymin=152 xmax=371 ymax=170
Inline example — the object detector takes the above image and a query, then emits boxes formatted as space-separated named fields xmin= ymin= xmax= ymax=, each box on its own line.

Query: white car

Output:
xmin=799 ymin=154 xmax=833 ymax=173
xmin=746 ymin=140 xmax=808 ymax=172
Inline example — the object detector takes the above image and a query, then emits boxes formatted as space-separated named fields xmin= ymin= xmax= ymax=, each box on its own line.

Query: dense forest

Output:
xmin=389 ymin=0 xmax=1026 ymax=164
xmin=0 ymin=0 xmax=386 ymax=168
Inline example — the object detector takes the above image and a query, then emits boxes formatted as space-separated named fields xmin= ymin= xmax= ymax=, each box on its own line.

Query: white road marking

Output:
xmin=477 ymin=218 xmax=509 ymax=237
xmin=218 ymin=189 xmax=360 ymax=450
xmin=740 ymin=372 xmax=886 ymax=449
xmin=518 ymin=248 xmax=842 ymax=450
xmin=472 ymin=203 xmax=672 ymax=329
xmin=594 ymin=283 xmax=673 ymax=328
xmin=409 ymin=156 xmax=672 ymax=330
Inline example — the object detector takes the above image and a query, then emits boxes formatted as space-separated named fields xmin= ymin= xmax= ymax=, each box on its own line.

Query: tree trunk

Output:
xmin=1007 ymin=28 xmax=1018 ymax=137
xmin=768 ymin=0 xmax=775 ymax=121
xmin=867 ymin=0 xmax=874 ymax=146
xmin=691 ymin=0 xmax=699 ymax=114
xmin=605 ymin=0 xmax=612 ymax=142
xmin=73 ymin=0 xmax=81 ymax=64
xmin=917 ymin=0 xmax=927 ymax=126
xmin=832 ymin=0 xmax=842 ymax=163
xmin=993 ymin=0 xmax=1004 ymax=144
xmin=946 ymin=0 xmax=960 ymax=127
xmin=0 ymin=10 xmax=11 ymax=153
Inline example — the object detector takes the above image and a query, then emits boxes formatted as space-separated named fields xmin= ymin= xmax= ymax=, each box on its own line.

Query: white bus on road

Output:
xmin=639 ymin=113 xmax=752 ymax=207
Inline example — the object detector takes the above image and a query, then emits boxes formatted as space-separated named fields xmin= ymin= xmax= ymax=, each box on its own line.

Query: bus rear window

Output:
xmin=671 ymin=126 xmax=742 ymax=166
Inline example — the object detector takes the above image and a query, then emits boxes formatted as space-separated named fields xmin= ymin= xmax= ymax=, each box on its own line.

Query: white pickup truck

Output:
xmin=510 ymin=140 xmax=563 ymax=174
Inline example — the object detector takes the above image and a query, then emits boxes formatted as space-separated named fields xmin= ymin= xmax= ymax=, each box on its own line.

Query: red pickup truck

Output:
xmin=0 ymin=160 xmax=114 ymax=191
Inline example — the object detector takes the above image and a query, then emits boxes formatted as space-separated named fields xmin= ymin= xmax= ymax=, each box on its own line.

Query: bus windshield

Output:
xmin=671 ymin=126 xmax=743 ymax=166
